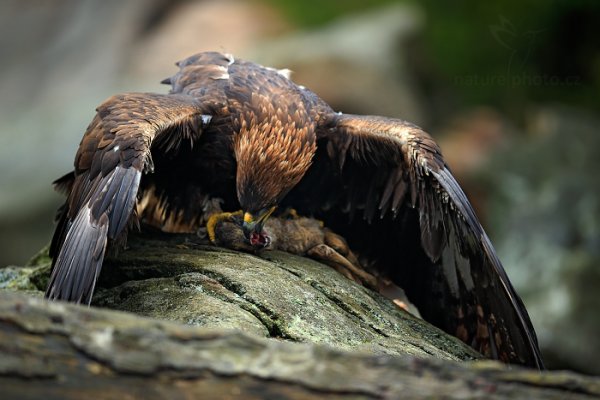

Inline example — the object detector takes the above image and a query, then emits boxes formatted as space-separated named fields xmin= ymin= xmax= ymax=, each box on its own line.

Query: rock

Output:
xmin=3 ymin=232 xmax=600 ymax=397
xmin=0 ymin=245 xmax=51 ymax=294
xmin=1 ymin=290 xmax=599 ymax=399
xmin=0 ymin=231 xmax=481 ymax=390
xmin=84 ymin=232 xmax=480 ymax=360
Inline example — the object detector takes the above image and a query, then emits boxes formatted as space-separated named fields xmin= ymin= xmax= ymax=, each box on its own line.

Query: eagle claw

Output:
xmin=206 ymin=210 xmax=243 ymax=244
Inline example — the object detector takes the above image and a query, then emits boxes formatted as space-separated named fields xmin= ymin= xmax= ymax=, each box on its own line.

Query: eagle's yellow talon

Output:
xmin=206 ymin=210 xmax=242 ymax=243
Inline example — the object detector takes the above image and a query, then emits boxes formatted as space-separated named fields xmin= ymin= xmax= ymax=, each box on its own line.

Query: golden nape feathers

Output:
xmin=234 ymin=105 xmax=316 ymax=212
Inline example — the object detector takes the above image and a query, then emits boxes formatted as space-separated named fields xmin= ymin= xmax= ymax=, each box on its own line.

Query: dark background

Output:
xmin=1 ymin=0 xmax=598 ymax=374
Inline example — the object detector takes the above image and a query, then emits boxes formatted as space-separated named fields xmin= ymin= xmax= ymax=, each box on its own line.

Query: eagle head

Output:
xmin=234 ymin=114 xmax=316 ymax=248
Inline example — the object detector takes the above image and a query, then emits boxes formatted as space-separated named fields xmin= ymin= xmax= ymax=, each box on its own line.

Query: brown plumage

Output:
xmin=46 ymin=51 xmax=543 ymax=369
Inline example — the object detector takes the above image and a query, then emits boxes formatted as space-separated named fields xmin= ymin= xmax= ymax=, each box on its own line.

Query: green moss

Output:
xmin=0 ymin=265 xmax=45 ymax=291
xmin=25 ymin=245 xmax=52 ymax=267
xmin=0 ymin=244 xmax=50 ymax=291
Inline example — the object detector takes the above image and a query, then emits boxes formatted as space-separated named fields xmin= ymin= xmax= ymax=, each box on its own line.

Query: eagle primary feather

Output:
xmin=47 ymin=51 xmax=543 ymax=369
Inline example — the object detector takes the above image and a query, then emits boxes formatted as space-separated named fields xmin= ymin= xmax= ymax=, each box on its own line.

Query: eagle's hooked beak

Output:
xmin=241 ymin=206 xmax=276 ymax=248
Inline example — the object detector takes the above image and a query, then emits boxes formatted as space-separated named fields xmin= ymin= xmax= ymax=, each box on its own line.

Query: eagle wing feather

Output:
xmin=47 ymin=93 xmax=213 ymax=303
xmin=294 ymin=113 xmax=544 ymax=368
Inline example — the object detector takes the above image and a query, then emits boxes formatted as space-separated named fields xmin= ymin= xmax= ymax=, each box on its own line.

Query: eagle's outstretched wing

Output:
xmin=47 ymin=93 xmax=214 ymax=304
xmin=289 ymin=113 xmax=543 ymax=368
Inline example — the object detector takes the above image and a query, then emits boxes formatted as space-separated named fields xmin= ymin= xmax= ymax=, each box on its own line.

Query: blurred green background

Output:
xmin=1 ymin=0 xmax=598 ymax=373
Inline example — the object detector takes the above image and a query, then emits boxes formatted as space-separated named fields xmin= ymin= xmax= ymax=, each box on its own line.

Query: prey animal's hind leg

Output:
xmin=322 ymin=229 xmax=361 ymax=268
xmin=273 ymin=211 xmax=378 ymax=290
xmin=307 ymin=243 xmax=378 ymax=290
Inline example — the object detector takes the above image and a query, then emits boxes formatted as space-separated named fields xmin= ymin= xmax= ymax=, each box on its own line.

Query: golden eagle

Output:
xmin=46 ymin=51 xmax=543 ymax=368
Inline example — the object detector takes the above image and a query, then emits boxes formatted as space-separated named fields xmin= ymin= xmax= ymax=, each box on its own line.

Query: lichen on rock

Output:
xmin=2 ymin=231 xmax=479 ymax=361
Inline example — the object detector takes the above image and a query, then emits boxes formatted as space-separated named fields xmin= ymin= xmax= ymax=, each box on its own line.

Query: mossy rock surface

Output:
xmin=1 ymin=291 xmax=599 ymax=399
xmin=3 ymin=233 xmax=600 ymax=398
xmin=96 ymin=232 xmax=478 ymax=360
xmin=2 ymin=231 xmax=478 ymax=361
